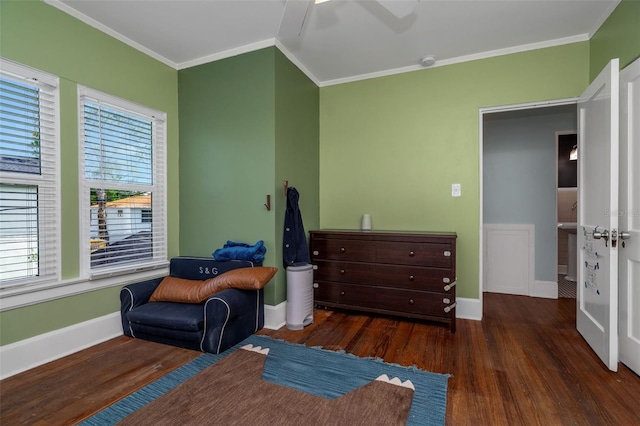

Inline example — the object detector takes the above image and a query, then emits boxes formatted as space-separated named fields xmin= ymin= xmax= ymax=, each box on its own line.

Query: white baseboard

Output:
xmin=0 ymin=302 xmax=288 ymax=379
xmin=264 ymin=301 xmax=286 ymax=330
xmin=531 ymin=280 xmax=558 ymax=299
xmin=456 ymin=297 xmax=482 ymax=321
xmin=0 ymin=312 xmax=122 ymax=380
xmin=265 ymin=298 xmax=484 ymax=327
xmin=1 ymin=297 xmax=482 ymax=379
xmin=1 ymin=302 xmax=289 ymax=379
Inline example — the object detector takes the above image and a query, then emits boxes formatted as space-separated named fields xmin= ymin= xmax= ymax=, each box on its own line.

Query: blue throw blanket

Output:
xmin=212 ymin=240 xmax=266 ymax=264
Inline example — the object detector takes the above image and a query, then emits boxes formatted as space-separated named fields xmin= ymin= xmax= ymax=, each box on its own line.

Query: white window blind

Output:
xmin=0 ymin=59 xmax=59 ymax=288
xmin=78 ymin=87 xmax=166 ymax=277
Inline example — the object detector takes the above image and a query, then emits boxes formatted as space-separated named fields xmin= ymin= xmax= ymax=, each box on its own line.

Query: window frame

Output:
xmin=0 ymin=58 xmax=60 ymax=289
xmin=77 ymin=86 xmax=167 ymax=279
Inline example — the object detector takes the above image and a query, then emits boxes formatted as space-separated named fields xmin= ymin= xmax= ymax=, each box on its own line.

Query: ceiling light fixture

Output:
xmin=420 ymin=55 xmax=436 ymax=67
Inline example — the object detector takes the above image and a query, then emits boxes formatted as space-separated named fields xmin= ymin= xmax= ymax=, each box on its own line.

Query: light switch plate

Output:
xmin=452 ymin=183 xmax=461 ymax=197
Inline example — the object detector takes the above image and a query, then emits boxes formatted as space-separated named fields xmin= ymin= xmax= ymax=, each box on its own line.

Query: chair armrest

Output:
xmin=120 ymin=277 xmax=163 ymax=336
xmin=200 ymin=288 xmax=264 ymax=353
xmin=121 ymin=278 xmax=163 ymax=307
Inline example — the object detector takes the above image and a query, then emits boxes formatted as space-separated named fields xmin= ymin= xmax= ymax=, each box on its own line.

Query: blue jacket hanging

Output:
xmin=283 ymin=187 xmax=310 ymax=267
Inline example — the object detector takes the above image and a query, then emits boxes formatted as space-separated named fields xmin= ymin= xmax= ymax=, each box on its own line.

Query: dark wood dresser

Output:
xmin=310 ymin=230 xmax=457 ymax=332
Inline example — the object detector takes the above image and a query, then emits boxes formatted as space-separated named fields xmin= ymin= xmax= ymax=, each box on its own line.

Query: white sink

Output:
xmin=558 ymin=222 xmax=577 ymax=282
xmin=558 ymin=222 xmax=577 ymax=234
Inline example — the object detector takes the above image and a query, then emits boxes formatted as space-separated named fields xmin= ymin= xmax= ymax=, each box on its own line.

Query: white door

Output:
xmin=619 ymin=58 xmax=640 ymax=376
xmin=577 ymin=58 xmax=619 ymax=372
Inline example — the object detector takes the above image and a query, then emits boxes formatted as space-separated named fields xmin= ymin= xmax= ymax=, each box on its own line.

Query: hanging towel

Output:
xmin=283 ymin=187 xmax=311 ymax=267
xmin=212 ymin=240 xmax=266 ymax=264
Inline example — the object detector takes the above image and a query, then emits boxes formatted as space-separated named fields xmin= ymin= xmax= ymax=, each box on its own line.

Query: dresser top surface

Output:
xmin=310 ymin=229 xmax=457 ymax=238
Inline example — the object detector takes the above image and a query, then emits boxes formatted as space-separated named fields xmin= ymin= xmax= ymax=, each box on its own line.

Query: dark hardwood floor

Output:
xmin=1 ymin=293 xmax=639 ymax=425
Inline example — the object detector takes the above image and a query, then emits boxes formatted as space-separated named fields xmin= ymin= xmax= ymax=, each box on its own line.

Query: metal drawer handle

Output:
xmin=409 ymin=299 xmax=415 ymax=305
xmin=313 ymin=250 xmax=319 ymax=256
xmin=340 ymin=247 xmax=346 ymax=253
xmin=444 ymin=251 xmax=451 ymax=257
xmin=340 ymin=291 xmax=345 ymax=296
xmin=340 ymin=269 xmax=346 ymax=274
xmin=313 ymin=283 xmax=319 ymax=288
xmin=444 ymin=281 xmax=456 ymax=292
xmin=409 ymin=275 xmax=415 ymax=281
xmin=444 ymin=302 xmax=457 ymax=313
xmin=409 ymin=251 xmax=415 ymax=257
xmin=443 ymin=298 xmax=451 ymax=304
xmin=443 ymin=277 xmax=450 ymax=284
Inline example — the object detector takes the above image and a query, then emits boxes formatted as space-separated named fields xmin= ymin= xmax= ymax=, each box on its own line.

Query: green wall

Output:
xmin=318 ymin=43 xmax=590 ymax=299
xmin=274 ymin=49 xmax=320 ymax=303
xmin=0 ymin=1 xmax=179 ymax=345
xmin=178 ymin=48 xmax=276 ymax=262
xmin=178 ymin=47 xmax=319 ymax=305
xmin=590 ymin=0 xmax=640 ymax=81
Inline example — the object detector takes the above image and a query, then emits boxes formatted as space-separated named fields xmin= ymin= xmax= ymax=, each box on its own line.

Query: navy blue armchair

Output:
xmin=120 ymin=257 xmax=264 ymax=354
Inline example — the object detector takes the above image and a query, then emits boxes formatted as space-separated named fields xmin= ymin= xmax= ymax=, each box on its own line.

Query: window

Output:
xmin=78 ymin=87 xmax=166 ymax=277
xmin=0 ymin=59 xmax=58 ymax=288
xmin=141 ymin=208 xmax=152 ymax=223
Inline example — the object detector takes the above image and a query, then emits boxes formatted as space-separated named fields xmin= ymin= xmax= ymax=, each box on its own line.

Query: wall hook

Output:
xmin=264 ymin=194 xmax=271 ymax=211
xmin=284 ymin=180 xmax=289 ymax=196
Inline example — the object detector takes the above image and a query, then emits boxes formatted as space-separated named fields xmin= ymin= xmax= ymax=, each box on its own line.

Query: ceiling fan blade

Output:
xmin=278 ymin=0 xmax=313 ymax=39
xmin=377 ymin=0 xmax=420 ymax=19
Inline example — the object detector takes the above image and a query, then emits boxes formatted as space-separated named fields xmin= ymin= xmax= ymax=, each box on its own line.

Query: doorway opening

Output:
xmin=479 ymin=99 xmax=578 ymax=307
xmin=556 ymin=131 xmax=578 ymax=298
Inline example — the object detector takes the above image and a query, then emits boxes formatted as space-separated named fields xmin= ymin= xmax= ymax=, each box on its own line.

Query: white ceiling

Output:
xmin=47 ymin=0 xmax=619 ymax=86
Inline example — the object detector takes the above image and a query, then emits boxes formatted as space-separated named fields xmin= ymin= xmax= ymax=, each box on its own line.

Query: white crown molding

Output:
xmin=43 ymin=0 xmax=598 ymax=86
xmin=433 ymin=34 xmax=590 ymax=69
xmin=320 ymin=63 xmax=423 ymax=88
xmin=588 ymin=0 xmax=621 ymax=39
xmin=319 ymin=34 xmax=590 ymax=87
xmin=274 ymin=40 xmax=321 ymax=87
xmin=44 ymin=0 xmax=178 ymax=69
xmin=177 ymin=39 xmax=277 ymax=71
xmin=177 ymin=39 xmax=321 ymax=88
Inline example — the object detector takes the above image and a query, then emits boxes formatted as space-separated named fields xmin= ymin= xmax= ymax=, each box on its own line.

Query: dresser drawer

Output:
xmin=375 ymin=287 xmax=454 ymax=317
xmin=312 ymin=239 xmax=375 ymax=262
xmin=313 ymin=260 xmax=376 ymax=285
xmin=314 ymin=281 xmax=377 ymax=308
xmin=375 ymin=264 xmax=454 ymax=292
xmin=309 ymin=230 xmax=457 ymax=332
xmin=377 ymin=241 xmax=453 ymax=268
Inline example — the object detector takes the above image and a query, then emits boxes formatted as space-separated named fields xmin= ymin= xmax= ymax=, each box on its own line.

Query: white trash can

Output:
xmin=286 ymin=264 xmax=314 ymax=330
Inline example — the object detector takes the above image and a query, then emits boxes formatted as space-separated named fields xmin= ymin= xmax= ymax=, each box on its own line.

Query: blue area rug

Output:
xmin=80 ymin=335 xmax=449 ymax=425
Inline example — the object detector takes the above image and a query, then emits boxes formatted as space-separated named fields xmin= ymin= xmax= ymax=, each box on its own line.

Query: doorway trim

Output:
xmin=478 ymin=97 xmax=579 ymax=316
